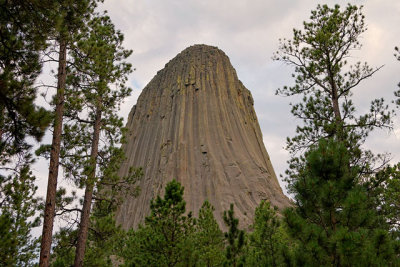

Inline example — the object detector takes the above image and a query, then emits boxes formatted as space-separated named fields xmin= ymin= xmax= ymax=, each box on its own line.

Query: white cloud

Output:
xmin=101 ymin=0 xmax=400 ymax=189
xmin=34 ymin=0 xmax=400 ymax=202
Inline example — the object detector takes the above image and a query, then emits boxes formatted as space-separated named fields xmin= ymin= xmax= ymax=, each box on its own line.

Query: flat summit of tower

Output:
xmin=162 ymin=44 xmax=230 ymax=72
xmin=173 ymin=44 xmax=224 ymax=58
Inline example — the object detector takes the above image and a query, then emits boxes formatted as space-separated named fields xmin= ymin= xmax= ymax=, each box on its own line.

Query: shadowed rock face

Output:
xmin=115 ymin=44 xmax=290 ymax=229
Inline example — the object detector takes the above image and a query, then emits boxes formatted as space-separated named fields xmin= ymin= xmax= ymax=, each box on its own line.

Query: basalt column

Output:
xmin=116 ymin=44 xmax=290 ymax=229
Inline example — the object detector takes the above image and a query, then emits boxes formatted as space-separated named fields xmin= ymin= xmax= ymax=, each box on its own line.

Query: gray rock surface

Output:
xmin=115 ymin=44 xmax=291 ymax=229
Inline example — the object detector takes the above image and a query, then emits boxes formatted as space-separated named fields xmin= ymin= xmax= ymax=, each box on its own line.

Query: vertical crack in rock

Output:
xmin=116 ymin=44 xmax=291 ymax=229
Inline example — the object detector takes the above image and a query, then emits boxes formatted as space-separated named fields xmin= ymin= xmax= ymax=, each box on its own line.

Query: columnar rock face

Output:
xmin=116 ymin=44 xmax=290 ymax=229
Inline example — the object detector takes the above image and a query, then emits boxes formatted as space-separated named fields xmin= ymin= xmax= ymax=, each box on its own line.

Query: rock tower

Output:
xmin=116 ymin=44 xmax=290 ymax=229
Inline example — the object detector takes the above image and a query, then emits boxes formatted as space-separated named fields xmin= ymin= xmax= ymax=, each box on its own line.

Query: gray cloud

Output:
xmin=100 ymin=0 xmax=400 ymax=194
xmin=33 ymin=0 xmax=400 ymax=200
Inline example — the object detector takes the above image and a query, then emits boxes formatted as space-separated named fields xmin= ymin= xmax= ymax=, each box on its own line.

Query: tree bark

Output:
xmin=74 ymin=105 xmax=102 ymax=267
xmin=330 ymin=80 xmax=345 ymax=143
xmin=0 ymin=105 xmax=4 ymax=145
xmin=326 ymin=56 xmax=343 ymax=140
xmin=39 ymin=38 xmax=67 ymax=267
xmin=331 ymin=83 xmax=341 ymax=121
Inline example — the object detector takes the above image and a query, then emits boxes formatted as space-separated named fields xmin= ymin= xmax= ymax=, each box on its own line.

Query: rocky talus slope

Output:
xmin=115 ymin=44 xmax=290 ymax=229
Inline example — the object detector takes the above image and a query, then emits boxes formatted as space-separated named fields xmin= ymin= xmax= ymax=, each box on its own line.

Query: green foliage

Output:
xmin=193 ymin=200 xmax=225 ymax=266
xmin=369 ymin=163 xmax=400 ymax=239
xmin=81 ymin=168 xmax=142 ymax=266
xmin=247 ymin=201 xmax=293 ymax=266
xmin=0 ymin=0 xmax=53 ymax=163
xmin=284 ymin=139 xmax=399 ymax=266
xmin=45 ymin=10 xmax=137 ymax=265
xmin=122 ymin=180 xmax=196 ymax=266
xmin=51 ymin=228 xmax=77 ymax=267
xmin=51 ymin=184 xmax=141 ymax=266
xmin=51 ymin=167 xmax=142 ymax=266
xmin=395 ymin=47 xmax=400 ymax=61
xmin=223 ymin=204 xmax=245 ymax=267
xmin=274 ymin=4 xmax=392 ymax=164
xmin=59 ymin=13 xmax=133 ymax=189
xmin=51 ymin=0 xmax=99 ymax=41
xmin=274 ymin=5 xmax=400 ymax=264
xmin=64 ymin=15 xmax=134 ymax=264
xmin=0 ymin=165 xmax=41 ymax=266
xmin=395 ymin=46 xmax=400 ymax=106
xmin=83 ymin=213 xmax=126 ymax=266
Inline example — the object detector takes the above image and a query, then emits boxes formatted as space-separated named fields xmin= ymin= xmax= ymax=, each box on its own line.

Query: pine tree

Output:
xmin=122 ymin=180 xmax=196 ymax=266
xmin=0 ymin=165 xmax=42 ymax=266
xmin=387 ymin=47 xmax=400 ymax=238
xmin=0 ymin=0 xmax=53 ymax=163
xmin=395 ymin=46 xmax=400 ymax=106
xmin=49 ymin=228 xmax=77 ymax=267
xmin=0 ymin=2 xmax=58 ymax=264
xmin=49 ymin=13 xmax=134 ymax=266
xmin=39 ymin=1 xmax=99 ymax=265
xmin=50 ymin=169 xmax=142 ymax=266
xmin=223 ymin=204 xmax=246 ymax=267
xmin=247 ymin=201 xmax=292 ymax=266
xmin=273 ymin=4 xmax=392 ymax=166
xmin=81 ymin=204 xmax=127 ymax=266
xmin=274 ymin=4 xmax=400 ymax=265
xmin=371 ymin=164 xmax=400 ymax=239
xmin=194 ymin=200 xmax=225 ymax=266
xmin=49 ymin=167 xmax=142 ymax=266
xmin=284 ymin=139 xmax=399 ymax=266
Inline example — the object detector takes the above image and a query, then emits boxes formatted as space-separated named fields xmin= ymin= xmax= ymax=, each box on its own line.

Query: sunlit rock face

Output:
xmin=115 ymin=44 xmax=290 ymax=229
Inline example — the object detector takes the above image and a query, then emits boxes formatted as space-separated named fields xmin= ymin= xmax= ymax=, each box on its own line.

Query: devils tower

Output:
xmin=116 ymin=44 xmax=290 ymax=229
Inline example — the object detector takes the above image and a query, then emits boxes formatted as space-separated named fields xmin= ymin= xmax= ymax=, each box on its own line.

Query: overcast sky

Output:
xmin=98 ymin=0 xmax=400 ymax=194
xmin=33 ymin=0 xmax=400 ymax=199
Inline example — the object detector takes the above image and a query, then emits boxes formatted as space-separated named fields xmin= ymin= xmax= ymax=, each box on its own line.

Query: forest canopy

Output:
xmin=0 ymin=2 xmax=399 ymax=266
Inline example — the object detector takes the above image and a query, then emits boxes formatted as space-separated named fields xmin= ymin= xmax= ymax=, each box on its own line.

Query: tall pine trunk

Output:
xmin=327 ymin=58 xmax=343 ymax=140
xmin=0 ymin=105 xmax=4 ymax=144
xmin=39 ymin=38 xmax=67 ymax=267
xmin=74 ymin=104 xmax=102 ymax=267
